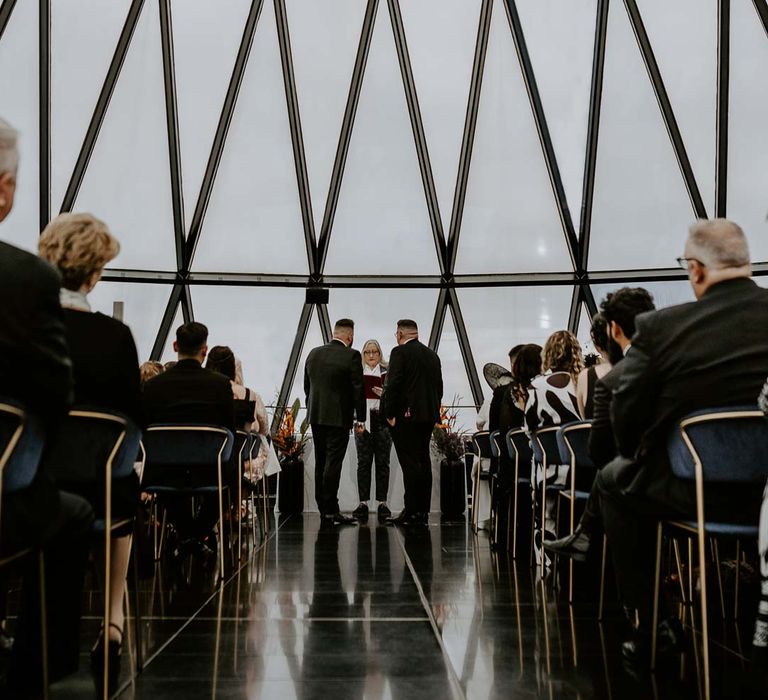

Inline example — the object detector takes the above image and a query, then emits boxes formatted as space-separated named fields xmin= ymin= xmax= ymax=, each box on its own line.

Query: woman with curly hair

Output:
xmin=524 ymin=330 xmax=583 ymax=568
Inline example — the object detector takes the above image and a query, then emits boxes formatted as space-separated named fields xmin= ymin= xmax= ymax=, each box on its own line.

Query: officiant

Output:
xmin=352 ymin=339 xmax=393 ymax=521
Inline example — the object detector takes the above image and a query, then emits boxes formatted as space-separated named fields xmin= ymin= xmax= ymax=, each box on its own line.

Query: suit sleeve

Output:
xmin=588 ymin=377 xmax=616 ymax=468
xmin=610 ymin=315 xmax=660 ymax=458
xmin=350 ymin=350 xmax=366 ymax=422
xmin=116 ymin=323 xmax=144 ymax=427
xmin=382 ymin=347 xmax=405 ymax=420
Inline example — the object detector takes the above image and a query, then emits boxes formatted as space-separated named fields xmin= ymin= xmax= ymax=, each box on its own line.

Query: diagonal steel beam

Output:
xmin=578 ymin=0 xmax=609 ymax=273
xmin=754 ymin=0 xmax=768 ymax=38
xmin=447 ymin=288 xmax=483 ymax=407
xmin=271 ymin=302 xmax=314 ymax=434
xmin=387 ymin=0 xmax=447 ymax=275
xmin=0 ymin=0 xmax=17 ymax=43
xmin=623 ymin=0 xmax=708 ymax=219
xmin=446 ymin=0 xmax=492 ymax=274
xmin=582 ymin=283 xmax=598 ymax=319
xmin=60 ymin=0 xmax=146 ymax=213
xmin=503 ymin=0 xmax=579 ymax=271
xmin=315 ymin=0 xmax=379 ymax=273
xmin=180 ymin=284 xmax=194 ymax=324
xmin=716 ymin=0 xmax=730 ymax=217
xmin=150 ymin=282 xmax=184 ymax=360
xmin=184 ymin=0 xmax=266 ymax=270
xmin=567 ymin=285 xmax=582 ymax=334
xmin=159 ymin=0 xmax=186 ymax=271
xmin=39 ymin=0 xmax=50 ymax=231
xmin=316 ymin=303 xmax=332 ymax=343
xmin=429 ymin=287 xmax=449 ymax=351
xmin=274 ymin=0 xmax=317 ymax=277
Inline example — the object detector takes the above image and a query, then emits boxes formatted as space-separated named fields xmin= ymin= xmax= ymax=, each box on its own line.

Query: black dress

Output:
xmin=58 ymin=309 xmax=143 ymax=519
xmin=583 ymin=365 xmax=599 ymax=420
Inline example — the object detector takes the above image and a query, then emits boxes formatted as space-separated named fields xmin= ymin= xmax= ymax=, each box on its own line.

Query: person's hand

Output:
xmin=387 ymin=417 xmax=396 ymax=427
xmin=372 ymin=386 xmax=383 ymax=397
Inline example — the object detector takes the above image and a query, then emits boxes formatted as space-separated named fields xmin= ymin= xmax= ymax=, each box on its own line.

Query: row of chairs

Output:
xmin=470 ymin=407 xmax=768 ymax=700
xmin=0 ymin=398 xmax=272 ymax=699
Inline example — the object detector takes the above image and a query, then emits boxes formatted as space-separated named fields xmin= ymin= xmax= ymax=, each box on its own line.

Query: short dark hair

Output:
xmin=176 ymin=322 xmax=208 ymax=356
xmin=600 ymin=288 xmax=655 ymax=340
xmin=508 ymin=344 xmax=524 ymax=361
xmin=206 ymin=345 xmax=236 ymax=381
xmin=589 ymin=313 xmax=609 ymax=353
xmin=334 ymin=318 xmax=354 ymax=331
xmin=397 ymin=319 xmax=418 ymax=331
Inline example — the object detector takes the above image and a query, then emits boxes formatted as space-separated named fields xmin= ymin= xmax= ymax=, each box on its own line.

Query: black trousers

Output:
xmin=391 ymin=421 xmax=433 ymax=515
xmin=354 ymin=412 xmax=392 ymax=502
xmin=312 ymin=424 xmax=350 ymax=515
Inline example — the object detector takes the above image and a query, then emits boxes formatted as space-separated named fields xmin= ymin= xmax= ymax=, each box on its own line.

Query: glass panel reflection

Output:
xmin=591 ymin=279 xmax=695 ymax=311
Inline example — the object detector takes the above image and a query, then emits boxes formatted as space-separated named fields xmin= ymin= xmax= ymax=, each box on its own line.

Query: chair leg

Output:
xmin=38 ymin=551 xmax=49 ymax=700
xmin=509 ymin=484 xmax=516 ymax=558
xmin=697 ymin=527 xmax=711 ymax=700
xmin=598 ymin=534 xmax=608 ymax=621
xmin=650 ymin=522 xmax=663 ymax=671
xmin=673 ymin=538 xmax=687 ymax=605
xmin=734 ymin=540 xmax=741 ymax=620
xmin=539 ymin=471 xmax=547 ymax=576
xmin=103 ymin=528 xmax=112 ymax=700
xmin=712 ymin=539 xmax=726 ymax=619
xmin=131 ymin=526 xmax=143 ymax=672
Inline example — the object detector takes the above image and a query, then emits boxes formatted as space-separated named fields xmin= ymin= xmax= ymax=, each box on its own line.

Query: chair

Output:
xmin=42 ymin=407 xmax=143 ymax=697
xmin=0 ymin=398 xmax=48 ymax=698
xmin=531 ymin=426 xmax=566 ymax=573
xmin=142 ymin=425 xmax=234 ymax=578
xmin=234 ymin=430 xmax=251 ymax=555
xmin=470 ymin=431 xmax=494 ymax=531
xmin=650 ymin=406 xmax=768 ymax=700
xmin=504 ymin=428 xmax=534 ymax=560
xmin=243 ymin=434 xmax=268 ymax=535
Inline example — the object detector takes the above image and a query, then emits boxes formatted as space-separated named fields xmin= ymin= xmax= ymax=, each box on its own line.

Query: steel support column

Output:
xmin=39 ymin=0 xmax=50 ymax=231
xmin=715 ymin=0 xmax=730 ymax=217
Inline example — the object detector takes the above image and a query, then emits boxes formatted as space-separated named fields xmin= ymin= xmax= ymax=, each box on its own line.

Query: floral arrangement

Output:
xmin=431 ymin=398 xmax=468 ymax=463
xmin=272 ymin=398 xmax=310 ymax=460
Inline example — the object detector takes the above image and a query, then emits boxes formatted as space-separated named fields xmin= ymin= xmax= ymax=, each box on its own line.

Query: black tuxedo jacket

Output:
xmin=382 ymin=339 xmax=443 ymax=424
xmin=142 ymin=359 xmax=235 ymax=431
xmin=611 ymin=277 xmax=768 ymax=507
xmin=304 ymin=340 xmax=365 ymax=428
xmin=588 ymin=361 xmax=624 ymax=468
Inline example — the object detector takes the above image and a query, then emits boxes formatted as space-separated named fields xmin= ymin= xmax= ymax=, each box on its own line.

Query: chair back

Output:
xmin=668 ymin=406 xmax=768 ymax=484
xmin=472 ymin=431 xmax=493 ymax=459
xmin=249 ymin=434 xmax=263 ymax=462
xmin=557 ymin=421 xmax=594 ymax=469
xmin=489 ymin=430 xmax=502 ymax=458
xmin=143 ymin=424 xmax=234 ymax=467
xmin=234 ymin=430 xmax=251 ymax=469
xmin=42 ymin=407 xmax=141 ymax=485
xmin=532 ymin=426 xmax=561 ymax=467
xmin=506 ymin=428 xmax=533 ymax=469
xmin=0 ymin=398 xmax=45 ymax=495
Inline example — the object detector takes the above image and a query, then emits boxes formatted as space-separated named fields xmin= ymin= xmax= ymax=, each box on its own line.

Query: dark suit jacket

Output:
xmin=142 ymin=358 xmax=235 ymax=431
xmin=588 ymin=361 xmax=624 ymax=468
xmin=381 ymin=339 xmax=443 ymax=424
xmin=611 ymin=277 xmax=768 ymax=511
xmin=304 ymin=339 xmax=365 ymax=428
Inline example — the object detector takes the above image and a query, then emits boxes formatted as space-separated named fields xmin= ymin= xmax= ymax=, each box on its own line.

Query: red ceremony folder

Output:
xmin=363 ymin=374 xmax=383 ymax=399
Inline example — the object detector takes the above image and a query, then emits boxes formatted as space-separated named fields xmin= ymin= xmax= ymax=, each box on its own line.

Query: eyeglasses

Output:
xmin=364 ymin=350 xmax=380 ymax=355
xmin=676 ymin=256 xmax=704 ymax=270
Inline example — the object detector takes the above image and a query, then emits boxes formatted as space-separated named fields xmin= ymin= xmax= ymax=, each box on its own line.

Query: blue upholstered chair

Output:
xmin=142 ymin=425 xmax=234 ymax=578
xmin=504 ymin=428 xmax=534 ymax=560
xmin=531 ymin=426 xmax=566 ymax=573
xmin=650 ymin=406 xmax=768 ymax=700
xmin=0 ymin=398 xmax=48 ymax=697
xmin=42 ymin=406 xmax=144 ymax=693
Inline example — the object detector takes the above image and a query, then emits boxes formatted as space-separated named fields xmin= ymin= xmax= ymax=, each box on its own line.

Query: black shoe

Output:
xmin=90 ymin=623 xmax=123 ymax=691
xmin=377 ymin=503 xmax=392 ymax=520
xmin=621 ymin=617 xmax=684 ymax=664
xmin=322 ymin=512 xmax=358 ymax=526
xmin=352 ymin=503 xmax=369 ymax=519
xmin=387 ymin=511 xmax=424 ymax=527
xmin=386 ymin=510 xmax=413 ymax=526
xmin=543 ymin=526 xmax=591 ymax=562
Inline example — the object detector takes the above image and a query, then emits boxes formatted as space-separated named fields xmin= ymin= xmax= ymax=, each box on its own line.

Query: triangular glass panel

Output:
xmin=326 ymin=287 xmax=438 ymax=363
xmin=286 ymin=0 xmax=368 ymax=230
xmin=590 ymin=280 xmax=694 ymax=313
xmin=323 ymin=1 xmax=440 ymax=275
xmin=398 ymin=0 xmax=481 ymax=226
xmin=73 ymin=3 xmax=177 ymax=270
xmin=288 ymin=306 xmax=326 ymax=413
xmin=172 ymin=0 xmax=251 ymax=226
xmin=189 ymin=284 xmax=307 ymax=405
xmin=577 ymin=302 xmax=597 ymax=358
xmin=437 ymin=310 xmax=477 ymax=433
xmin=0 ymin=0 xmax=39 ymax=253
xmin=456 ymin=0 xmax=573 ymax=274
xmin=192 ymin=0 xmax=309 ymax=275
xmin=728 ymin=0 xmax=768 ymax=262
xmin=88 ymin=280 xmax=174 ymax=363
xmin=457 ymin=285 xmax=573 ymax=403
xmin=51 ymin=0 xmax=132 ymax=213
xmin=588 ymin=0 xmax=697 ymax=271
xmin=516 ymin=0 xmax=595 ymax=221
xmin=636 ymin=0 xmax=716 ymax=214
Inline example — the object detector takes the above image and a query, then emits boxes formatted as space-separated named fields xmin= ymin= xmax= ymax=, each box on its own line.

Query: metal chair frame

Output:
xmin=501 ymin=428 xmax=535 ymax=560
xmin=470 ymin=431 xmax=493 ymax=532
xmin=532 ymin=425 xmax=564 ymax=574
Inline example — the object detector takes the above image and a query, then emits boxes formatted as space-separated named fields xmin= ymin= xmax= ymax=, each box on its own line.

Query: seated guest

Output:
xmin=576 ymin=313 xmax=612 ymax=419
xmin=597 ymin=220 xmax=768 ymax=661
xmin=753 ymin=379 xmax=768 ymax=692
xmin=545 ymin=287 xmax=655 ymax=560
xmin=139 ymin=360 xmax=164 ymax=385
xmin=142 ymin=322 xmax=235 ymax=557
xmin=0 ymin=117 xmax=93 ymax=693
xmin=510 ymin=344 xmax=543 ymax=412
xmin=524 ymin=331 xmax=582 ymax=566
xmin=37 ymin=213 xmax=143 ymax=679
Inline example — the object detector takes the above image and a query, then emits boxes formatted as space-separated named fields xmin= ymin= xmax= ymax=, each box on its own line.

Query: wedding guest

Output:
xmin=576 ymin=313 xmax=612 ymax=419
xmin=352 ymin=340 xmax=393 ymax=521
xmin=139 ymin=360 xmax=164 ymax=385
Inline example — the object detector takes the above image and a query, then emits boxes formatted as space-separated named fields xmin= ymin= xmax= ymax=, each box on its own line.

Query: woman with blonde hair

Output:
xmin=38 ymin=212 xmax=142 ymax=685
xmin=524 ymin=330 xmax=583 ymax=568
xmin=352 ymin=339 xmax=393 ymax=521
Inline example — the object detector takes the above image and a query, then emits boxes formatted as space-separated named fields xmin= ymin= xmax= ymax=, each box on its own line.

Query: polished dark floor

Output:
xmin=17 ymin=512 xmax=759 ymax=699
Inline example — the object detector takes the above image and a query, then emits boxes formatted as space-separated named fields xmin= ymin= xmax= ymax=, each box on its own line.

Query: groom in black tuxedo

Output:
xmin=382 ymin=319 xmax=443 ymax=526
xmin=305 ymin=318 xmax=366 ymax=525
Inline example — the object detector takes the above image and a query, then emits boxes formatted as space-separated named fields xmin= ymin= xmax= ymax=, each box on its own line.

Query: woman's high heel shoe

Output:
xmin=90 ymin=622 xmax=123 ymax=689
